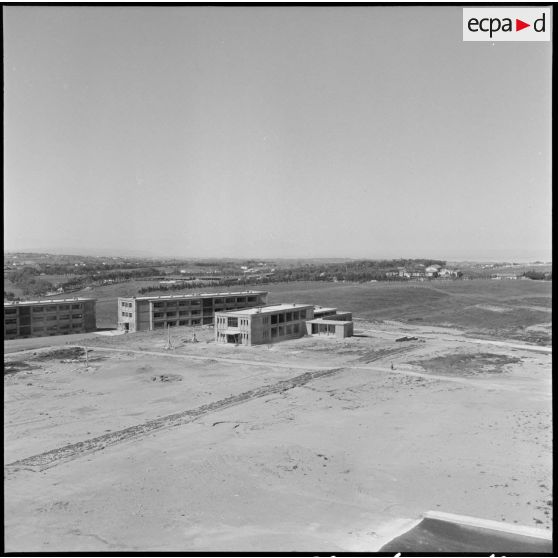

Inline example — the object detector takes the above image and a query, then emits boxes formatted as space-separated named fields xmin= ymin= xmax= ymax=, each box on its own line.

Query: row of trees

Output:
xmin=6 ymin=267 xmax=55 ymax=296
xmin=523 ymin=271 xmax=552 ymax=281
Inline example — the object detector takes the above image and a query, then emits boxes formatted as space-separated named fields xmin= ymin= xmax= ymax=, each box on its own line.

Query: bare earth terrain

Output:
xmin=4 ymin=281 xmax=552 ymax=551
xmin=4 ymin=308 xmax=552 ymax=552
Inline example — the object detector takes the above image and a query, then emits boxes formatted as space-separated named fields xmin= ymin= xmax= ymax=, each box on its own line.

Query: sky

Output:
xmin=3 ymin=6 xmax=552 ymax=261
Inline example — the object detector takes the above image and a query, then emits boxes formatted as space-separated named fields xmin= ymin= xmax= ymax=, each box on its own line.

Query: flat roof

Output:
xmin=307 ymin=318 xmax=352 ymax=325
xmin=313 ymin=306 xmax=337 ymax=313
xmin=4 ymin=297 xmax=96 ymax=307
xmin=379 ymin=513 xmax=552 ymax=553
xmin=216 ymin=303 xmax=313 ymax=316
xmin=122 ymin=290 xmax=268 ymax=302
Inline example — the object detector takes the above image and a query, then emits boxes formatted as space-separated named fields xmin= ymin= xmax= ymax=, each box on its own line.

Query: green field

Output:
xmin=266 ymin=280 xmax=551 ymax=343
xmin=54 ymin=278 xmax=552 ymax=344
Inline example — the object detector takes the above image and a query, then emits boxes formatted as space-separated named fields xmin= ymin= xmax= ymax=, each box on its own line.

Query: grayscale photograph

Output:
xmin=3 ymin=4 xmax=552 ymax=554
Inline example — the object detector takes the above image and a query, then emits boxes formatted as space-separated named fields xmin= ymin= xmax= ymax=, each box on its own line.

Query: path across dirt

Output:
xmin=360 ymin=328 xmax=552 ymax=354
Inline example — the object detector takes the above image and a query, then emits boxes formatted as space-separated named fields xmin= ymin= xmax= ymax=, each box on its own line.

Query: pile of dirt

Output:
xmin=31 ymin=347 xmax=86 ymax=361
xmin=4 ymin=361 xmax=37 ymax=376
xmin=409 ymin=353 xmax=521 ymax=377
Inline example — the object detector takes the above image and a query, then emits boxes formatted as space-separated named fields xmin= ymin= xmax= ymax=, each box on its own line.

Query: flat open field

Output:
xmin=4 ymin=302 xmax=552 ymax=551
xmin=78 ymin=278 xmax=551 ymax=345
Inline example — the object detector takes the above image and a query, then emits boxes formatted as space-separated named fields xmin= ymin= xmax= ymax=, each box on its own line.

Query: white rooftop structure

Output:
xmin=128 ymin=290 xmax=267 ymax=302
xmin=4 ymin=297 xmax=96 ymax=306
xmin=219 ymin=303 xmax=313 ymax=316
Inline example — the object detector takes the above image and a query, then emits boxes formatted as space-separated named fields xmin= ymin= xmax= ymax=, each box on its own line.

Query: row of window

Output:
xmin=32 ymin=304 xmax=82 ymax=312
xmin=4 ymin=304 xmax=84 ymax=315
xmin=153 ymin=310 xmax=201 ymax=319
xmin=270 ymin=310 xmax=306 ymax=325
xmin=122 ymin=312 xmax=133 ymax=317
xmin=33 ymin=313 xmax=83 ymax=321
xmin=121 ymin=301 xmax=133 ymax=308
xmin=33 ymin=323 xmax=83 ymax=332
xmin=5 ymin=323 xmax=84 ymax=333
xmin=153 ymin=319 xmax=202 ymax=328
xmin=271 ymin=323 xmax=300 ymax=337
xmin=151 ymin=296 xmax=261 ymax=309
xmin=5 ymin=313 xmax=84 ymax=323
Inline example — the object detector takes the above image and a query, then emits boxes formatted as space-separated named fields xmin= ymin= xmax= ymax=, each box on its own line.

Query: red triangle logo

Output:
xmin=516 ymin=19 xmax=530 ymax=31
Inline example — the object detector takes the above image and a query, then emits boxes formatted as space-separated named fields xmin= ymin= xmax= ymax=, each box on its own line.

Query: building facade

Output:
xmin=306 ymin=309 xmax=353 ymax=338
xmin=4 ymin=298 xmax=97 ymax=340
xmin=117 ymin=291 xmax=268 ymax=332
xmin=214 ymin=303 xmax=314 ymax=346
xmin=306 ymin=318 xmax=353 ymax=338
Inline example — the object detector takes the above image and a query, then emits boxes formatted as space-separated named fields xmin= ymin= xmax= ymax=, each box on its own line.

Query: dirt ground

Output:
xmin=4 ymin=320 xmax=552 ymax=552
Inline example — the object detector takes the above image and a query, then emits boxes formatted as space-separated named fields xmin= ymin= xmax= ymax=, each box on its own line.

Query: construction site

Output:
xmin=4 ymin=286 xmax=552 ymax=552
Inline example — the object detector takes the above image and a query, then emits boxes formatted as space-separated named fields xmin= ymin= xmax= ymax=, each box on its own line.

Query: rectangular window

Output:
xmin=166 ymin=312 xmax=177 ymax=317
xmin=214 ymin=298 xmax=224 ymax=304
xmin=154 ymin=322 xmax=164 ymax=329
xmin=72 ymin=314 xmax=83 ymax=319
xmin=34 ymin=316 xmax=45 ymax=321
xmin=191 ymin=319 xmax=201 ymax=325
xmin=179 ymin=311 xmax=188 ymax=316
xmin=153 ymin=302 xmax=164 ymax=308
xmin=71 ymin=304 xmax=81 ymax=309
xmin=293 ymin=311 xmax=299 ymax=321
xmin=271 ymin=314 xmax=278 ymax=325
xmin=47 ymin=315 xmax=57 ymax=321
xmin=178 ymin=301 xmax=188 ymax=306
xmin=154 ymin=312 xmax=164 ymax=318
xmin=59 ymin=324 xmax=70 ymax=330
xmin=59 ymin=305 xmax=70 ymax=310
xmin=286 ymin=312 xmax=292 ymax=322
xmin=46 ymin=306 xmax=57 ymax=312
xmin=33 ymin=326 xmax=44 ymax=331
xmin=5 ymin=318 xmax=17 ymax=325
xmin=286 ymin=325 xmax=292 ymax=335
xmin=271 ymin=327 xmax=277 ymax=337
xmin=179 ymin=320 xmax=187 ymax=326
xmin=300 ymin=310 xmax=306 ymax=319
xmin=278 ymin=313 xmax=285 ymax=323
xmin=72 ymin=323 xmax=82 ymax=329
xmin=278 ymin=326 xmax=284 ymax=336
xmin=248 ymin=296 xmax=256 ymax=303
xmin=191 ymin=310 xmax=200 ymax=316
xmin=293 ymin=323 xmax=299 ymax=334
xmin=31 ymin=307 xmax=44 ymax=313
xmin=228 ymin=317 xmax=238 ymax=328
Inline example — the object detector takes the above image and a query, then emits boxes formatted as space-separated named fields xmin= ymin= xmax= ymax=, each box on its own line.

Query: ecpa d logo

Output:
xmin=463 ymin=8 xmax=551 ymax=42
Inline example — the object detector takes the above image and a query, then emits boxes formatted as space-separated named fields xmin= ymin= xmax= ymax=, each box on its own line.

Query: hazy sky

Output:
xmin=4 ymin=6 xmax=552 ymax=260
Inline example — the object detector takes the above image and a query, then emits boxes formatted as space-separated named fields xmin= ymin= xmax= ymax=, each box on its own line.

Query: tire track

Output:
xmin=5 ymin=366 xmax=343 ymax=473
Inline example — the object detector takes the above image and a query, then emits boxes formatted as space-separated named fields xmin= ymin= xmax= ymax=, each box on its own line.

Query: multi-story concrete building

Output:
xmin=117 ymin=290 xmax=268 ymax=332
xmin=214 ymin=303 xmax=314 ymax=346
xmin=4 ymin=298 xmax=97 ymax=340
